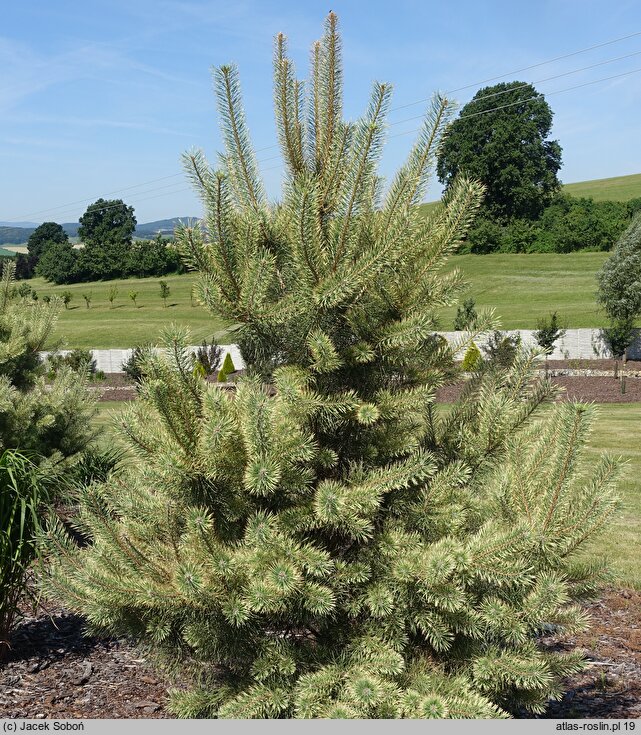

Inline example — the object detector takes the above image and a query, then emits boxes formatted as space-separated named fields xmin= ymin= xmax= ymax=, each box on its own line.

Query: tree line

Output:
xmin=16 ymin=198 xmax=184 ymax=284
xmin=437 ymin=81 xmax=641 ymax=253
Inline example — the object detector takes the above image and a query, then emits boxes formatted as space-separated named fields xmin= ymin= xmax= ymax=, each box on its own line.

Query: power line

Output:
xmin=392 ymin=28 xmax=641 ymax=111
xmin=388 ymin=52 xmax=641 ymax=129
xmin=253 ymin=28 xmax=641 ymax=152
xmin=6 ymin=28 xmax=641 ymax=223
xmin=388 ymin=65 xmax=641 ymax=140
xmin=12 ymin=173 xmax=184 ymax=221
xmin=17 ymin=61 xmax=641 ymax=226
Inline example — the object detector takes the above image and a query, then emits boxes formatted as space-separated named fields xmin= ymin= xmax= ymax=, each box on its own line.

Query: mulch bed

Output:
xmin=1 ymin=588 xmax=639 ymax=719
xmin=1 ymin=598 xmax=173 ymax=719
xmin=436 ymin=376 xmax=641 ymax=403
xmin=537 ymin=588 xmax=641 ymax=719
xmin=98 ymin=377 xmax=641 ymax=405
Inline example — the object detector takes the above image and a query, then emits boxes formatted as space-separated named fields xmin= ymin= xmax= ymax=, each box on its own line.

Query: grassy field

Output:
xmin=91 ymin=400 xmax=640 ymax=588
xmin=419 ymin=171 xmax=641 ymax=212
xmin=440 ymin=251 xmax=611 ymax=329
xmin=31 ymin=274 xmax=230 ymax=349
xmin=30 ymin=252 xmax=612 ymax=348
xmin=563 ymin=172 xmax=641 ymax=202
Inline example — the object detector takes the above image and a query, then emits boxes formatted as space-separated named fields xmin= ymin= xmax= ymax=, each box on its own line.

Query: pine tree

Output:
xmin=0 ymin=261 xmax=95 ymax=460
xmin=42 ymin=14 xmax=620 ymax=719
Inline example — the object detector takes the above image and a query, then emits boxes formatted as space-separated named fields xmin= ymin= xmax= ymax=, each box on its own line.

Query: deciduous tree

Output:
xmin=437 ymin=82 xmax=562 ymax=221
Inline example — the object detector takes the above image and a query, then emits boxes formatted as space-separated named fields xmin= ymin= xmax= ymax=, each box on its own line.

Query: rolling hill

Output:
xmin=0 ymin=217 xmax=196 ymax=246
xmin=418 ymin=172 xmax=641 ymax=216
xmin=3 ymin=172 xmax=641 ymax=246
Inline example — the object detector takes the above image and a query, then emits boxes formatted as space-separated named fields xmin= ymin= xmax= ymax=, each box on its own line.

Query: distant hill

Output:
xmin=134 ymin=217 xmax=196 ymax=238
xmin=0 ymin=217 xmax=197 ymax=246
xmin=562 ymin=172 xmax=641 ymax=202
xmin=418 ymin=172 xmax=641 ymax=217
xmin=5 ymin=172 xmax=641 ymax=245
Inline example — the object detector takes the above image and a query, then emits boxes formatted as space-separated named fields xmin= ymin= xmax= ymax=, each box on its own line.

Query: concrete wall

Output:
xmin=39 ymin=329 xmax=641 ymax=373
xmin=444 ymin=328 xmax=641 ymax=360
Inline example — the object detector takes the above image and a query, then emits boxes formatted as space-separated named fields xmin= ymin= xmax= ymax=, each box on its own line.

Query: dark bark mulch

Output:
xmin=537 ymin=588 xmax=641 ymax=719
xmin=1 ymin=600 xmax=172 ymax=718
xmin=436 ymin=377 xmax=641 ymax=403
xmin=2 ymin=589 xmax=640 ymax=719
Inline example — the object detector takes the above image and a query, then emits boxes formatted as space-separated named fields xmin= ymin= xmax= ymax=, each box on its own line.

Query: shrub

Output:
xmin=0 ymin=451 xmax=45 ymax=662
xmin=0 ymin=261 xmax=94 ymax=459
xmin=47 ymin=349 xmax=97 ymax=377
xmin=217 ymin=351 xmax=236 ymax=382
xmin=122 ymin=345 xmax=150 ymax=383
xmin=461 ymin=342 xmax=481 ymax=371
xmin=533 ymin=312 xmax=566 ymax=356
xmin=481 ymin=331 xmax=522 ymax=369
xmin=194 ymin=341 xmax=223 ymax=378
xmin=453 ymin=298 xmax=478 ymax=331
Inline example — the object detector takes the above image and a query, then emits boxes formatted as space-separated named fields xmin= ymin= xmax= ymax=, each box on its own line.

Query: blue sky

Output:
xmin=1 ymin=0 xmax=640 ymax=224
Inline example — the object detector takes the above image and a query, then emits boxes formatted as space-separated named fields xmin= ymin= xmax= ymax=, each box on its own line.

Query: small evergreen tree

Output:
xmin=159 ymin=280 xmax=171 ymax=307
xmin=454 ymin=298 xmax=478 ymax=331
xmin=533 ymin=312 xmax=566 ymax=376
xmin=481 ymin=331 xmax=521 ymax=369
xmin=0 ymin=261 xmax=95 ymax=459
xmin=217 ymin=351 xmax=236 ymax=382
xmin=461 ymin=342 xmax=481 ymax=371
xmin=43 ymin=15 xmax=620 ymax=720
xmin=122 ymin=345 xmax=150 ymax=384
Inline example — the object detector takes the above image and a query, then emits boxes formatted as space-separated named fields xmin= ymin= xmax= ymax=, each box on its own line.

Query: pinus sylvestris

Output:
xmin=43 ymin=14 xmax=620 ymax=719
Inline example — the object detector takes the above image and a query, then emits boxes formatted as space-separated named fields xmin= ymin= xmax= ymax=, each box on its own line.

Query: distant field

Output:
xmin=27 ymin=252 xmax=612 ymax=348
xmin=418 ymin=171 xmax=641 ymax=214
xmin=563 ymin=172 xmax=641 ymax=202
xmin=31 ymin=274 xmax=229 ymax=349
xmin=441 ymin=252 xmax=610 ymax=329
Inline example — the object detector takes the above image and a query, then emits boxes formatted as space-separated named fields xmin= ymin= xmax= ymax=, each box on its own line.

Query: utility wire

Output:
xmin=392 ymin=28 xmax=641 ymax=111
xmin=7 ymin=29 xmax=641 ymax=223
xmin=34 ymin=64 xmax=641 ymax=225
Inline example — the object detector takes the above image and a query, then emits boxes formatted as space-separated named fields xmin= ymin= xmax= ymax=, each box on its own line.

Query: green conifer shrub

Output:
xmin=0 ymin=262 xmax=95 ymax=460
xmin=42 ymin=14 xmax=621 ymax=719
xmin=217 ymin=352 xmax=236 ymax=382
xmin=461 ymin=343 xmax=481 ymax=372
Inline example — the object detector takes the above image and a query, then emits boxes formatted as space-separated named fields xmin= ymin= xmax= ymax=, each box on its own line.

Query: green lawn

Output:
xmin=31 ymin=274 xmax=230 ymax=349
xmin=582 ymin=403 xmax=641 ymax=589
xmin=418 ymin=171 xmax=641 ymax=213
xmin=30 ymin=252 xmax=613 ymax=348
xmin=439 ymin=252 xmax=610 ymax=330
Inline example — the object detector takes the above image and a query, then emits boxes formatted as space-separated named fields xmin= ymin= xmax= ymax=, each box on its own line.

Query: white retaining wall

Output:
xmin=39 ymin=329 xmax=641 ymax=373
xmin=444 ymin=328 xmax=641 ymax=361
